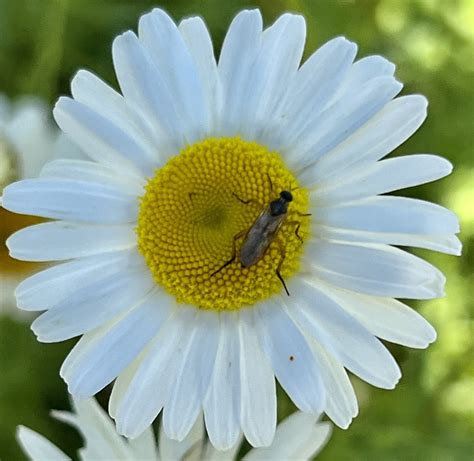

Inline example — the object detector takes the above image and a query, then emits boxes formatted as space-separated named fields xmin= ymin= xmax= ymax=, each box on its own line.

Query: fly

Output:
xmin=210 ymin=180 xmax=310 ymax=295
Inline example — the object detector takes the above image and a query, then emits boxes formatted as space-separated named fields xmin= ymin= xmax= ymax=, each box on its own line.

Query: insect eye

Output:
xmin=280 ymin=190 xmax=293 ymax=202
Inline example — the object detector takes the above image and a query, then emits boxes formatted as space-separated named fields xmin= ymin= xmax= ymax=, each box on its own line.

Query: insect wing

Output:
xmin=240 ymin=208 xmax=285 ymax=267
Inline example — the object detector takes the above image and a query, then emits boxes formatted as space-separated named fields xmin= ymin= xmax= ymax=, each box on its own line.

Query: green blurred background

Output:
xmin=0 ymin=0 xmax=473 ymax=459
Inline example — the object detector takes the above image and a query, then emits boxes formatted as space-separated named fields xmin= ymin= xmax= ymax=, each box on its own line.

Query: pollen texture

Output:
xmin=137 ymin=137 xmax=310 ymax=311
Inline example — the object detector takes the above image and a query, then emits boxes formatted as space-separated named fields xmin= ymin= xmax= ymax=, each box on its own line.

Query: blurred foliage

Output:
xmin=0 ymin=0 xmax=473 ymax=459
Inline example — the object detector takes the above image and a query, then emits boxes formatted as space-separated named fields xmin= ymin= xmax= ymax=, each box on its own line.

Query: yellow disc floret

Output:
xmin=137 ymin=137 xmax=310 ymax=311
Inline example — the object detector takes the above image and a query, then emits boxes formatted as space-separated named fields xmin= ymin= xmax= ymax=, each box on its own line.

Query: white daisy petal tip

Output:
xmin=178 ymin=15 xmax=203 ymax=29
xmin=433 ymin=154 xmax=454 ymax=175
xmin=147 ymin=6 xmax=174 ymax=18
xmin=116 ymin=424 xmax=141 ymax=440
xmin=59 ymin=362 xmax=94 ymax=400
xmin=236 ymin=8 xmax=263 ymax=17
xmin=386 ymin=366 xmax=402 ymax=390
xmin=365 ymin=54 xmax=397 ymax=75
xmin=222 ymin=7 xmax=263 ymax=33
xmin=337 ymin=417 xmax=354 ymax=430
xmin=337 ymin=35 xmax=358 ymax=48
xmin=30 ymin=320 xmax=49 ymax=343
xmin=451 ymin=236 xmax=463 ymax=256
xmin=286 ymin=11 xmax=306 ymax=20
xmin=16 ymin=425 xmax=27 ymax=439
xmin=16 ymin=426 xmax=69 ymax=461
xmin=419 ymin=322 xmax=437 ymax=348
xmin=0 ymin=183 xmax=14 ymax=212
xmin=114 ymin=31 xmax=137 ymax=59
xmin=274 ymin=11 xmax=307 ymax=32
xmin=416 ymin=93 xmax=429 ymax=109
xmin=114 ymin=404 xmax=154 ymax=440
xmin=52 ymin=95 xmax=71 ymax=119
xmin=411 ymin=94 xmax=429 ymax=121
xmin=5 ymin=232 xmax=16 ymax=256
xmin=431 ymin=270 xmax=447 ymax=298
xmin=138 ymin=9 xmax=175 ymax=38
xmin=62 ymin=381 xmax=93 ymax=401
xmin=326 ymin=35 xmax=359 ymax=62
xmin=70 ymin=68 xmax=90 ymax=88
xmin=112 ymin=30 xmax=140 ymax=58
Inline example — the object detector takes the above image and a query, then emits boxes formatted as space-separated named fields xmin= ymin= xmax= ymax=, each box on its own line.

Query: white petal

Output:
xmin=115 ymin=307 xmax=194 ymax=439
xmin=179 ymin=16 xmax=220 ymax=132
xmin=244 ymin=413 xmax=331 ymax=461
xmin=70 ymin=69 xmax=160 ymax=164
xmin=217 ymin=9 xmax=262 ymax=135
xmin=60 ymin=290 xmax=172 ymax=397
xmin=54 ymin=97 xmax=157 ymax=175
xmin=301 ymin=95 xmax=428 ymax=184
xmin=40 ymin=159 xmax=145 ymax=196
xmin=317 ymin=282 xmax=437 ymax=348
xmin=159 ymin=413 xmax=204 ymax=461
xmin=332 ymin=55 xmax=396 ymax=102
xmin=163 ymin=310 xmax=218 ymax=441
xmin=53 ymin=132 xmax=88 ymax=161
xmin=2 ymin=178 xmax=137 ymax=223
xmin=138 ymin=9 xmax=210 ymax=142
xmin=288 ymin=76 xmax=403 ymax=171
xmin=239 ymin=309 xmax=277 ymax=447
xmin=31 ymin=265 xmax=154 ymax=342
xmin=264 ymin=37 xmax=356 ymax=151
xmin=308 ymin=340 xmax=358 ymax=429
xmin=16 ymin=426 xmax=69 ymax=461
xmin=109 ymin=349 xmax=146 ymax=420
xmin=128 ymin=428 xmax=159 ymax=461
xmin=7 ymin=222 xmax=136 ymax=261
xmin=312 ymin=224 xmax=462 ymax=256
xmin=203 ymin=312 xmax=241 ymax=451
xmin=257 ymin=300 xmax=325 ymax=413
xmin=289 ymin=277 xmax=401 ymax=389
xmin=314 ymin=196 xmax=460 ymax=237
xmin=202 ymin=440 xmax=242 ymax=461
xmin=15 ymin=251 xmax=136 ymax=311
xmin=53 ymin=398 xmax=134 ymax=460
xmin=241 ymin=13 xmax=306 ymax=139
xmin=304 ymin=240 xmax=445 ymax=299
xmin=112 ymin=31 xmax=185 ymax=156
xmin=310 ymin=154 xmax=453 ymax=201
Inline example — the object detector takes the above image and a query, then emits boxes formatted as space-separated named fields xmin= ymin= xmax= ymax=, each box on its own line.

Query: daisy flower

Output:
xmin=0 ymin=95 xmax=62 ymax=317
xmin=0 ymin=95 xmax=59 ymax=189
xmin=2 ymin=8 xmax=460 ymax=449
xmin=0 ymin=95 xmax=83 ymax=317
xmin=17 ymin=398 xmax=331 ymax=461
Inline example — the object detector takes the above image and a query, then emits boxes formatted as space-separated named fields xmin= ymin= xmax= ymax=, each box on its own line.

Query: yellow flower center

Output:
xmin=137 ymin=137 xmax=310 ymax=311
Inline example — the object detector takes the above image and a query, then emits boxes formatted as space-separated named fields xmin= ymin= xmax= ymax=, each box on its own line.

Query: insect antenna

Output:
xmin=266 ymin=173 xmax=276 ymax=196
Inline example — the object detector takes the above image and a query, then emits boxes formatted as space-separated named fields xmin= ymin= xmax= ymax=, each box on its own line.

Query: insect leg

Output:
xmin=274 ymin=239 xmax=290 ymax=296
xmin=295 ymin=211 xmax=312 ymax=217
xmin=284 ymin=220 xmax=305 ymax=243
xmin=231 ymin=192 xmax=263 ymax=208
xmin=210 ymin=229 xmax=247 ymax=277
